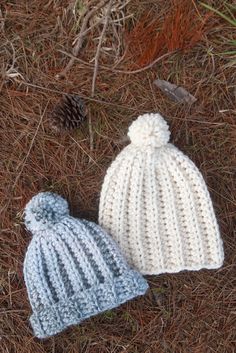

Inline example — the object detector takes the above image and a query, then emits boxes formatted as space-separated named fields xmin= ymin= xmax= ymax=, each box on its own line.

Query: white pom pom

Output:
xmin=24 ymin=192 xmax=69 ymax=234
xmin=128 ymin=113 xmax=170 ymax=148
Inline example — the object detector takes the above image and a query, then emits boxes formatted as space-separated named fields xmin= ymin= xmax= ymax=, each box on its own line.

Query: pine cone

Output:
xmin=51 ymin=94 xmax=87 ymax=131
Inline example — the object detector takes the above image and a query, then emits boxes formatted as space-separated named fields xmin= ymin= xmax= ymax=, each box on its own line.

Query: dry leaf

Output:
xmin=154 ymin=79 xmax=197 ymax=104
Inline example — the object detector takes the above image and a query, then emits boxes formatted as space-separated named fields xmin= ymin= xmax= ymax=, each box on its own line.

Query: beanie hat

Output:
xmin=23 ymin=192 xmax=148 ymax=338
xmin=99 ymin=113 xmax=224 ymax=275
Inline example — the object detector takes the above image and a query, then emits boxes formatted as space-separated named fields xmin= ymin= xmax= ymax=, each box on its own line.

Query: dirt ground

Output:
xmin=0 ymin=1 xmax=235 ymax=352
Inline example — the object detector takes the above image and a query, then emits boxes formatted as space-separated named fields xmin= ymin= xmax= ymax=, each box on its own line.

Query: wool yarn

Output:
xmin=23 ymin=192 xmax=148 ymax=338
xmin=99 ymin=113 xmax=224 ymax=275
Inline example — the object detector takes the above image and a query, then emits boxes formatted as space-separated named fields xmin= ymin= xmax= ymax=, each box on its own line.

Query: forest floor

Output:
xmin=0 ymin=1 xmax=235 ymax=352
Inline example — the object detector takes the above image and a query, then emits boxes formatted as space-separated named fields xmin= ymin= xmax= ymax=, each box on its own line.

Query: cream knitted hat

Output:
xmin=99 ymin=113 xmax=224 ymax=275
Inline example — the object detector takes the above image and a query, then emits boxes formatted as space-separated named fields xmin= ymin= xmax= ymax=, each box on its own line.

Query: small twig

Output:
xmin=72 ymin=16 xmax=104 ymax=44
xmin=56 ymin=0 xmax=109 ymax=79
xmin=71 ymin=0 xmax=108 ymax=57
xmin=91 ymin=0 xmax=113 ymax=96
xmin=0 ymin=7 xmax=5 ymax=32
xmin=20 ymin=81 xmax=138 ymax=111
xmin=112 ymin=48 xmax=128 ymax=68
xmin=89 ymin=0 xmax=113 ymax=162
xmin=58 ymin=49 xmax=176 ymax=74
xmin=87 ymin=108 xmax=94 ymax=163
xmin=70 ymin=136 xmax=103 ymax=170
xmin=0 ymin=5 xmax=7 ymax=34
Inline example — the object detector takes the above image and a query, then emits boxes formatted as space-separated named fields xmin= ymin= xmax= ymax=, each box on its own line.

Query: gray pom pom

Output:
xmin=24 ymin=192 xmax=69 ymax=234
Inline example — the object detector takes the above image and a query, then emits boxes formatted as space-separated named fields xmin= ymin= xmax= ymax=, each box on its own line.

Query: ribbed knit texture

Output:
xmin=99 ymin=113 xmax=224 ymax=275
xmin=23 ymin=192 xmax=148 ymax=338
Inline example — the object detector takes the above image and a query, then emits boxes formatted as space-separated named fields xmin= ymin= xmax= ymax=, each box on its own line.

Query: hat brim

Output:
xmin=30 ymin=270 xmax=148 ymax=338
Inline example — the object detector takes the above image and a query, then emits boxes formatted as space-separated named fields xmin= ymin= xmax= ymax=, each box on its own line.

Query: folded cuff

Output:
xmin=30 ymin=270 xmax=148 ymax=338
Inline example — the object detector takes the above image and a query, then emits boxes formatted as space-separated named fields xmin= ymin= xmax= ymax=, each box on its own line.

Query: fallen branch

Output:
xmin=87 ymin=107 xmax=94 ymax=163
xmin=0 ymin=7 xmax=5 ymax=33
xmin=56 ymin=0 xmax=109 ymax=79
xmin=21 ymin=81 xmax=138 ymax=111
xmin=58 ymin=49 xmax=176 ymax=75
xmin=91 ymin=0 xmax=113 ymax=96
xmin=88 ymin=0 xmax=113 ymax=161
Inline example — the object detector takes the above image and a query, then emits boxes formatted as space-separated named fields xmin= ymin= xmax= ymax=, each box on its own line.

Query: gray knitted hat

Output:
xmin=23 ymin=192 xmax=148 ymax=338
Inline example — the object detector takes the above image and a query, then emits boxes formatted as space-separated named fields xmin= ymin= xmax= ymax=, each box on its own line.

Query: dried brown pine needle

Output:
xmin=0 ymin=1 xmax=235 ymax=352
xmin=125 ymin=0 xmax=211 ymax=68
